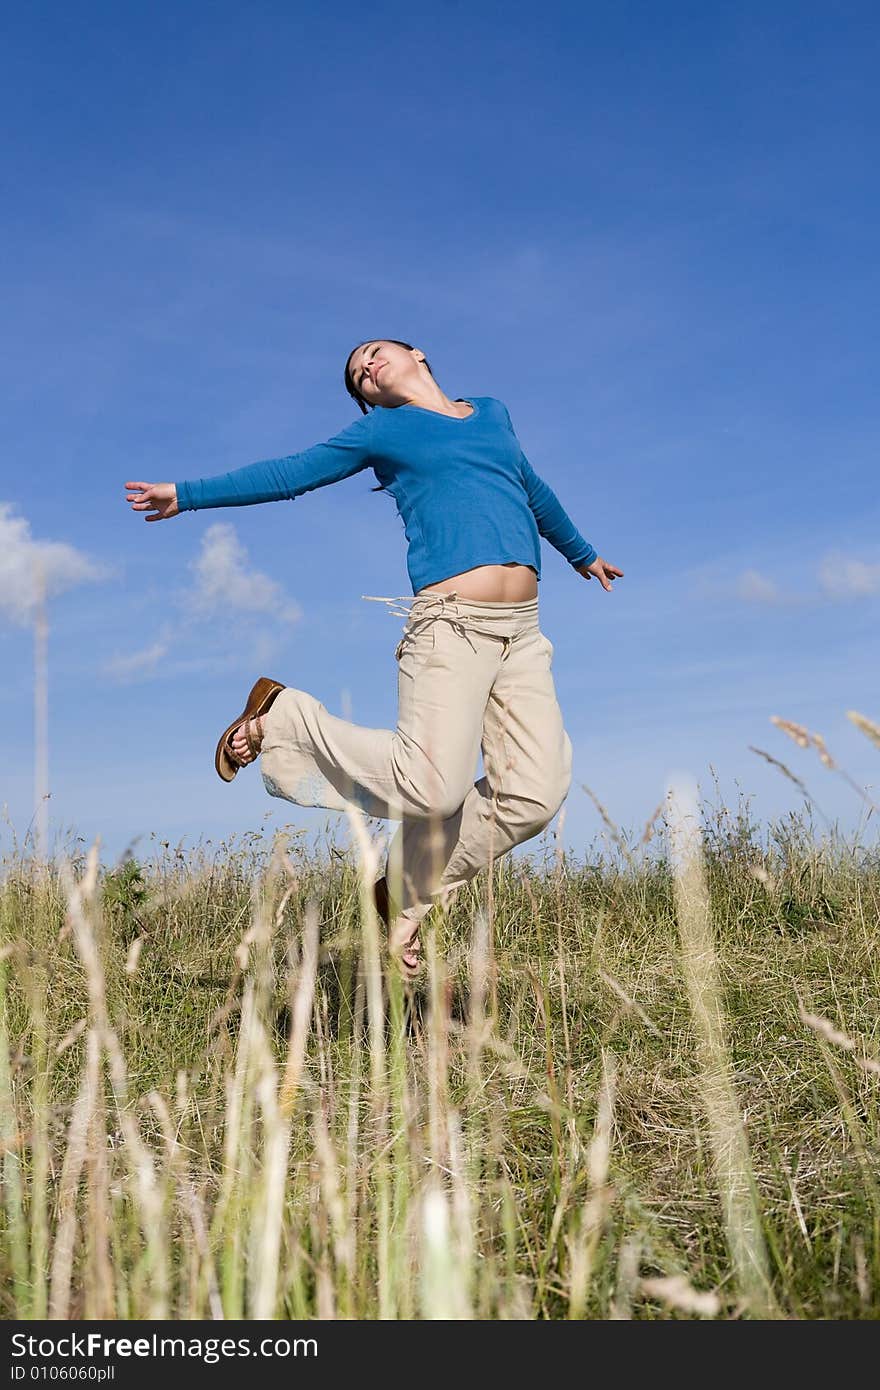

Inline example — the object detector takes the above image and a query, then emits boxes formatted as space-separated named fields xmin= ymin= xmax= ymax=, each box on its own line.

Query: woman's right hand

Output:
xmin=125 ymin=481 xmax=180 ymax=522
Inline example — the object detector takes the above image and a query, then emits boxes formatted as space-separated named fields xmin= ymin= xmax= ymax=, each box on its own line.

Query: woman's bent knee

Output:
xmin=392 ymin=739 xmax=472 ymax=820
xmin=398 ymin=785 xmax=469 ymax=821
xmin=504 ymin=776 xmax=571 ymax=839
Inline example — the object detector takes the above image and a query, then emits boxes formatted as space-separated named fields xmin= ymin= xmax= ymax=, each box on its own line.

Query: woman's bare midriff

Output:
xmin=417 ymin=562 xmax=538 ymax=602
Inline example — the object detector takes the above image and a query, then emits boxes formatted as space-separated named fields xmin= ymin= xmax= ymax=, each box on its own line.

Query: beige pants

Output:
xmin=259 ymin=592 xmax=572 ymax=923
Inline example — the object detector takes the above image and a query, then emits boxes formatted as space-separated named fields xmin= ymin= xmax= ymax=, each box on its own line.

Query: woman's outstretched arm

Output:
xmin=501 ymin=402 xmax=623 ymax=591
xmin=518 ymin=454 xmax=598 ymax=570
xmin=499 ymin=401 xmax=596 ymax=567
xmin=126 ymin=413 xmax=375 ymax=521
xmin=521 ymin=459 xmax=623 ymax=590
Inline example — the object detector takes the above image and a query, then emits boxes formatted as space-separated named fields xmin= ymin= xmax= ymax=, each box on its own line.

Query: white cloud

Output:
xmin=104 ymin=524 xmax=298 ymax=684
xmin=818 ymin=552 xmax=880 ymax=598
xmin=186 ymin=523 xmax=301 ymax=623
xmin=733 ymin=554 xmax=880 ymax=607
xmin=104 ymin=640 xmax=170 ymax=683
xmin=736 ymin=569 xmax=781 ymax=604
xmin=0 ymin=502 xmax=107 ymax=627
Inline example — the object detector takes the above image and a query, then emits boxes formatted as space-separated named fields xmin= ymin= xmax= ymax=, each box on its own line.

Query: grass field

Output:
xmin=2 ymin=738 xmax=879 ymax=1320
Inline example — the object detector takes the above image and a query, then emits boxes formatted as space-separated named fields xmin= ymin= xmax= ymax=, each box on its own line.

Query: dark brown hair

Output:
xmin=344 ymin=339 xmax=433 ymax=414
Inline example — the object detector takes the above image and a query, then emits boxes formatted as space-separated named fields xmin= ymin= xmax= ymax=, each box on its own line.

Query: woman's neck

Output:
xmin=400 ymin=384 xmax=465 ymax=414
xmin=401 ymin=398 xmax=471 ymax=419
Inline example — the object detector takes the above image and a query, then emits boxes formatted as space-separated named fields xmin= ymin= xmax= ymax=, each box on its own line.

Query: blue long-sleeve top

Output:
xmin=175 ymin=396 xmax=597 ymax=594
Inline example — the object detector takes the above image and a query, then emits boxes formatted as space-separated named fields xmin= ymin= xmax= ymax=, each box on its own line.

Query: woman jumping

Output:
xmin=125 ymin=339 xmax=622 ymax=975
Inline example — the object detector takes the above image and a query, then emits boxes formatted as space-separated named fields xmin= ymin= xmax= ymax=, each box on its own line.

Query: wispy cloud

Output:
xmin=0 ymin=502 xmax=108 ymax=627
xmin=732 ymin=552 xmax=880 ymax=607
xmin=818 ymin=552 xmax=880 ymax=599
xmin=736 ymin=569 xmax=782 ymax=605
xmin=104 ymin=640 xmax=170 ymax=683
xmin=104 ymin=522 xmax=299 ymax=683
xmin=186 ymin=523 xmax=302 ymax=623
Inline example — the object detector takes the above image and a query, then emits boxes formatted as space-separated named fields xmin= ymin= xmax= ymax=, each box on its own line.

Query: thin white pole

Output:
xmin=33 ymin=566 xmax=49 ymax=864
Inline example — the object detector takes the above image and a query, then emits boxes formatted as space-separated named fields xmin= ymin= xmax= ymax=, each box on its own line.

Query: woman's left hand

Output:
xmin=576 ymin=556 xmax=624 ymax=591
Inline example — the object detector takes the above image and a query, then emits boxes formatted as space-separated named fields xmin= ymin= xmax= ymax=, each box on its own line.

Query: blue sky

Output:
xmin=2 ymin=0 xmax=878 ymax=866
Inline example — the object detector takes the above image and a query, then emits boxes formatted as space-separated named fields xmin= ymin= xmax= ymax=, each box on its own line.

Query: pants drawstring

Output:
xmin=363 ymin=592 xmax=532 ymax=659
xmin=361 ymin=594 xmax=416 ymax=619
xmin=362 ymin=591 xmax=480 ymax=654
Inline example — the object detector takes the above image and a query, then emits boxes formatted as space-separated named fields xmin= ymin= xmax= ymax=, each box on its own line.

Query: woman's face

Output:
xmin=347 ymin=340 xmax=425 ymax=408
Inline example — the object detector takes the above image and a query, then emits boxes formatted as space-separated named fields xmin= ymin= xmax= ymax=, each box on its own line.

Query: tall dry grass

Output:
xmin=1 ymin=714 xmax=879 ymax=1319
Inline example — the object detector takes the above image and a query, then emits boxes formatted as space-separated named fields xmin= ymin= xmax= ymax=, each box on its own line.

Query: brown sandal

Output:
xmin=215 ymin=676 xmax=285 ymax=782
